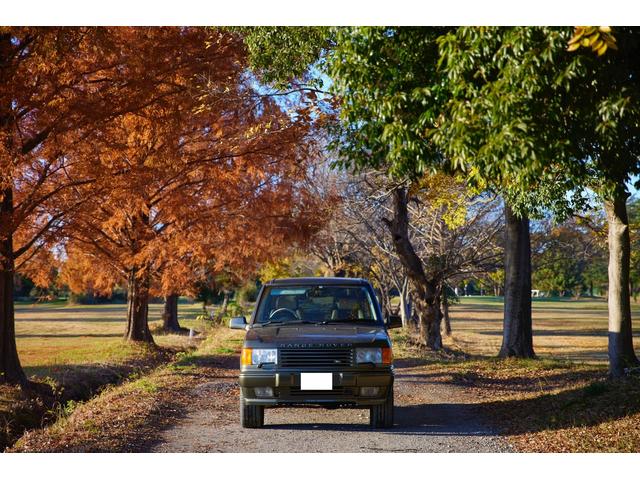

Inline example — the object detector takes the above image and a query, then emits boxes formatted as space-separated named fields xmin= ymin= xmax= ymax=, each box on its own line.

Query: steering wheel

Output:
xmin=268 ymin=308 xmax=300 ymax=321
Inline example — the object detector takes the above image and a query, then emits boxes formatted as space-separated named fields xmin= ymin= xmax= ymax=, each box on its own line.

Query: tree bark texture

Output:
xmin=124 ymin=268 xmax=154 ymax=343
xmin=162 ymin=293 xmax=183 ymax=332
xmin=499 ymin=205 xmax=535 ymax=358
xmin=398 ymin=277 xmax=411 ymax=328
xmin=442 ymin=294 xmax=452 ymax=336
xmin=377 ymin=286 xmax=391 ymax=318
xmin=604 ymin=191 xmax=639 ymax=377
xmin=386 ymin=187 xmax=442 ymax=349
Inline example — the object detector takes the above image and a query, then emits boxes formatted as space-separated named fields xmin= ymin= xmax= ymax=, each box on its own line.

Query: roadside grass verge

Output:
xmin=0 ymin=342 xmax=184 ymax=451
xmin=445 ymin=358 xmax=640 ymax=452
xmin=1 ymin=301 xmax=209 ymax=451
xmin=393 ymin=331 xmax=639 ymax=452
xmin=9 ymin=327 xmax=244 ymax=452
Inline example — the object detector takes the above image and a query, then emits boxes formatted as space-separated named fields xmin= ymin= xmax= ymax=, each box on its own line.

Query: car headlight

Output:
xmin=356 ymin=348 xmax=382 ymax=364
xmin=241 ymin=348 xmax=278 ymax=366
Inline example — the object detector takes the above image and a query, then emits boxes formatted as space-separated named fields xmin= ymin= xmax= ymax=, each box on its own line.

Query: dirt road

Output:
xmin=152 ymin=361 xmax=511 ymax=453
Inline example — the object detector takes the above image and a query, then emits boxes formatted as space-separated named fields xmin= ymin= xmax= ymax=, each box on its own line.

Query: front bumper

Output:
xmin=239 ymin=369 xmax=393 ymax=407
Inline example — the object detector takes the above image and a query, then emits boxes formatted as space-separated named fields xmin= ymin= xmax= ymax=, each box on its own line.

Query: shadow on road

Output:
xmin=263 ymin=402 xmax=493 ymax=436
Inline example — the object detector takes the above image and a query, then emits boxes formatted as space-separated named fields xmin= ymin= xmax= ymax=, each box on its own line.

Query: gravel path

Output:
xmin=152 ymin=363 xmax=511 ymax=453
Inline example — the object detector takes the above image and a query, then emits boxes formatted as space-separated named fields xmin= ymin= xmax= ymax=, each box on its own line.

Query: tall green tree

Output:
xmin=329 ymin=27 xmax=455 ymax=347
xmin=328 ymin=27 xmax=564 ymax=356
xmin=240 ymin=26 xmax=542 ymax=352
xmin=237 ymin=27 xmax=333 ymax=90
xmin=436 ymin=26 xmax=640 ymax=376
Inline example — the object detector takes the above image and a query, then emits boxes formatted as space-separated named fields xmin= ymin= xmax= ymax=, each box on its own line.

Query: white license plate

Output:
xmin=300 ymin=372 xmax=332 ymax=390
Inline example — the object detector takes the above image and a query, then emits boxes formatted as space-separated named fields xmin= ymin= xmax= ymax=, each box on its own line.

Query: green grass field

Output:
xmin=14 ymin=300 xmax=208 ymax=379
xmin=448 ymin=296 xmax=640 ymax=363
xmin=12 ymin=296 xmax=639 ymax=376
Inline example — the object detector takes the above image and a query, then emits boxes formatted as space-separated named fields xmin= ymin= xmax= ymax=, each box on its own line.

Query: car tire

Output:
xmin=370 ymin=384 xmax=394 ymax=428
xmin=240 ymin=391 xmax=264 ymax=428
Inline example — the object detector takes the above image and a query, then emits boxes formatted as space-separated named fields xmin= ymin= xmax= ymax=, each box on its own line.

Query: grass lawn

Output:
xmin=1 ymin=299 xmax=212 ymax=450
xmin=10 ymin=326 xmax=247 ymax=452
xmin=14 ymin=300 xmax=208 ymax=379
xmin=447 ymin=296 xmax=640 ymax=363
xmin=14 ymin=295 xmax=627 ymax=377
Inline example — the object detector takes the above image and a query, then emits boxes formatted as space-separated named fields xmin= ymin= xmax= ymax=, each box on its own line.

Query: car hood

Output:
xmin=244 ymin=323 xmax=389 ymax=347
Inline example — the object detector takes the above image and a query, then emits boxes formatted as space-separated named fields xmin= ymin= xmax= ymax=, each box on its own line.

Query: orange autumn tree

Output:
xmin=0 ymin=27 xmax=255 ymax=385
xmin=58 ymin=78 xmax=327 ymax=343
xmin=154 ymin=177 xmax=325 ymax=332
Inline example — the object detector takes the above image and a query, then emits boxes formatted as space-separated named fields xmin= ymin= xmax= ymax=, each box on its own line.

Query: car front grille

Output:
xmin=279 ymin=348 xmax=353 ymax=368
xmin=288 ymin=386 xmax=350 ymax=397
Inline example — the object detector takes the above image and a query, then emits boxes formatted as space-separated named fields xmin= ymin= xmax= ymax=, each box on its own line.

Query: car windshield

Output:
xmin=254 ymin=285 xmax=380 ymax=325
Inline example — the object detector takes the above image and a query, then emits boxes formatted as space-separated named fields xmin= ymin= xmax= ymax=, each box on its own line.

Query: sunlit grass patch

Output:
xmin=448 ymin=297 xmax=639 ymax=363
xmin=125 ymin=378 xmax=159 ymax=394
xmin=3 ymin=301 xmax=202 ymax=451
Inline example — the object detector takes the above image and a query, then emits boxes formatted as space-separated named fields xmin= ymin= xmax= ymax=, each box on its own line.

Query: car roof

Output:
xmin=265 ymin=277 xmax=370 ymax=287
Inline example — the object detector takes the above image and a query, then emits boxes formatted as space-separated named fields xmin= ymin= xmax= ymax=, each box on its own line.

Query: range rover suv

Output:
xmin=229 ymin=277 xmax=401 ymax=429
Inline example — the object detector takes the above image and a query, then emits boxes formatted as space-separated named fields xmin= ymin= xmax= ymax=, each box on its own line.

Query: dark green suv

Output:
xmin=230 ymin=277 xmax=401 ymax=429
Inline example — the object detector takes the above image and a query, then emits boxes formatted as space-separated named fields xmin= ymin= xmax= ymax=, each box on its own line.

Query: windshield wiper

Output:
xmin=253 ymin=320 xmax=318 ymax=328
xmin=318 ymin=319 xmax=379 ymax=325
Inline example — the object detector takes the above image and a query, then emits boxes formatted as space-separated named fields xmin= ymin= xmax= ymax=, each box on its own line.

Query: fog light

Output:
xmin=254 ymin=387 xmax=273 ymax=398
xmin=360 ymin=387 xmax=380 ymax=397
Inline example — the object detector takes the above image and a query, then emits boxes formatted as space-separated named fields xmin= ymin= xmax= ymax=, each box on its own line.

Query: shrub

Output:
xmin=237 ymin=281 xmax=259 ymax=304
xmin=228 ymin=303 xmax=246 ymax=318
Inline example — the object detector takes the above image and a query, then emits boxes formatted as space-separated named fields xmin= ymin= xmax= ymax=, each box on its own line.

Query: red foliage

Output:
xmin=0 ymin=27 xmax=331 ymax=378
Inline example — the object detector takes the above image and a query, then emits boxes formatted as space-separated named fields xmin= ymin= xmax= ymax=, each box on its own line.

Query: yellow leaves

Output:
xmin=411 ymin=172 xmax=469 ymax=230
xmin=568 ymin=26 xmax=617 ymax=56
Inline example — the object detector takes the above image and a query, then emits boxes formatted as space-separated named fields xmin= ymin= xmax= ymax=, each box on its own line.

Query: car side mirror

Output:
xmin=229 ymin=316 xmax=247 ymax=330
xmin=386 ymin=314 xmax=403 ymax=329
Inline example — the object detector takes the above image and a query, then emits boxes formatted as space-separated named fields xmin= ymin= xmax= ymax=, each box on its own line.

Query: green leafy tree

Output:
xmin=329 ymin=27 xmax=552 ymax=355
xmin=240 ymin=27 xmax=537 ymax=351
xmin=328 ymin=27 xmax=458 ymax=348
xmin=236 ymin=27 xmax=333 ymax=90
xmin=436 ymin=27 xmax=640 ymax=376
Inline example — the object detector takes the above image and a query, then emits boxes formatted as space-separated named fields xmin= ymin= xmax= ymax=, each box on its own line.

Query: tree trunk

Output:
xmin=425 ymin=300 xmax=443 ymax=349
xmin=398 ymin=277 xmax=411 ymax=328
xmin=604 ymin=191 xmax=639 ymax=377
xmin=216 ymin=290 xmax=230 ymax=322
xmin=442 ymin=293 xmax=452 ymax=336
xmin=499 ymin=204 xmax=535 ymax=358
xmin=0 ymin=37 xmax=27 ymax=385
xmin=0 ymin=188 xmax=27 ymax=385
xmin=124 ymin=268 xmax=153 ymax=343
xmin=377 ymin=286 xmax=391 ymax=318
xmin=385 ymin=186 xmax=441 ymax=349
xmin=162 ymin=293 xmax=183 ymax=332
